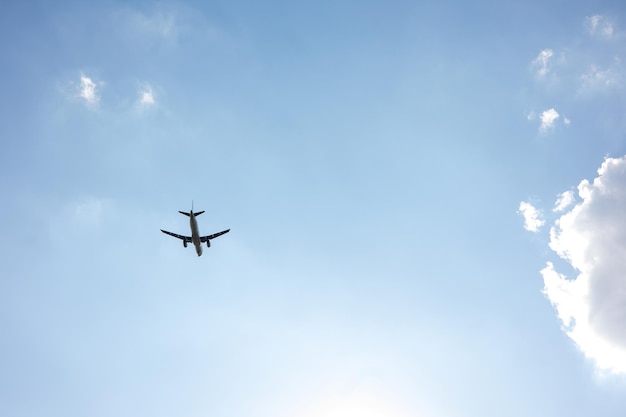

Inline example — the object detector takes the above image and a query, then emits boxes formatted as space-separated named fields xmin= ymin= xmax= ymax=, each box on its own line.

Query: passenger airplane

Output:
xmin=160 ymin=205 xmax=230 ymax=256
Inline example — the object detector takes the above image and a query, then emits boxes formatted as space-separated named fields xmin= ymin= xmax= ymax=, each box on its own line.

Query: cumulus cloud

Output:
xmin=543 ymin=155 xmax=626 ymax=374
xmin=532 ymin=49 xmax=554 ymax=77
xmin=553 ymin=190 xmax=575 ymax=212
xmin=77 ymin=74 xmax=101 ymax=105
xmin=518 ymin=201 xmax=545 ymax=232
xmin=539 ymin=108 xmax=560 ymax=132
xmin=524 ymin=108 xmax=560 ymax=130
xmin=586 ymin=15 xmax=614 ymax=38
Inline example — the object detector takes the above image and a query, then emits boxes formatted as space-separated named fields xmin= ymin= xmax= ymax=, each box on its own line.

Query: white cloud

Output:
xmin=518 ymin=201 xmax=545 ymax=232
xmin=78 ymin=74 xmax=101 ymax=105
xmin=553 ymin=190 xmax=575 ymax=212
xmin=580 ymin=61 xmax=622 ymax=93
xmin=539 ymin=108 xmax=560 ymax=132
xmin=139 ymin=85 xmax=156 ymax=106
xmin=532 ymin=49 xmax=554 ymax=77
xmin=526 ymin=16 xmax=625 ymax=113
xmin=543 ymin=155 xmax=626 ymax=374
xmin=586 ymin=15 xmax=614 ymax=38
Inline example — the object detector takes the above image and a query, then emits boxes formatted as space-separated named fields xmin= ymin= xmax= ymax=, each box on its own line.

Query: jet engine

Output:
xmin=183 ymin=240 xmax=187 ymax=248
xmin=206 ymin=239 xmax=211 ymax=248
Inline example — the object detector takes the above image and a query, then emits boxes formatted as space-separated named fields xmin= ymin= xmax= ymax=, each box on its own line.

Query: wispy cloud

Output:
xmin=527 ymin=15 xmax=625 ymax=121
xmin=46 ymin=197 xmax=114 ymax=249
xmin=132 ymin=9 xmax=177 ymax=39
xmin=586 ymin=15 xmax=615 ymax=38
xmin=553 ymin=190 xmax=575 ymax=212
xmin=542 ymin=155 xmax=626 ymax=374
xmin=109 ymin=4 xmax=225 ymax=48
xmin=139 ymin=85 xmax=156 ymax=106
xmin=579 ymin=60 xmax=622 ymax=93
xmin=518 ymin=201 xmax=545 ymax=232
xmin=532 ymin=49 xmax=554 ymax=77
xmin=75 ymin=198 xmax=105 ymax=225
xmin=78 ymin=74 xmax=101 ymax=105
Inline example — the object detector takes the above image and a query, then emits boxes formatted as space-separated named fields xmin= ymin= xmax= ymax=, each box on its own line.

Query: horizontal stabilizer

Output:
xmin=178 ymin=210 xmax=205 ymax=217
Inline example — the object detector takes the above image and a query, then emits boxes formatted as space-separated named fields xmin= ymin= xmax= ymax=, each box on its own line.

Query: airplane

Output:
xmin=160 ymin=204 xmax=230 ymax=256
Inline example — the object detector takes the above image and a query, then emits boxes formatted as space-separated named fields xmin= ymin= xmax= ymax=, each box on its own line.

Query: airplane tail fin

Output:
xmin=179 ymin=200 xmax=205 ymax=217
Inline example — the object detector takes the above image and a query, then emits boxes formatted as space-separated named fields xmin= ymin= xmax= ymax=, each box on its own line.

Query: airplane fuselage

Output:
xmin=190 ymin=211 xmax=203 ymax=256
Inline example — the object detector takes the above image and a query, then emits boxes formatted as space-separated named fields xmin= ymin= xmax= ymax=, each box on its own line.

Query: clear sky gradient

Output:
xmin=2 ymin=1 xmax=626 ymax=416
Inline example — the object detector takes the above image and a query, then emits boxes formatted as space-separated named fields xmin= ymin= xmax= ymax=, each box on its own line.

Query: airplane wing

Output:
xmin=200 ymin=229 xmax=230 ymax=242
xmin=160 ymin=229 xmax=192 ymax=243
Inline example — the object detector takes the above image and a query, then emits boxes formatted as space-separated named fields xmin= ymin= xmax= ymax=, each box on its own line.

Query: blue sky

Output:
xmin=2 ymin=1 xmax=626 ymax=416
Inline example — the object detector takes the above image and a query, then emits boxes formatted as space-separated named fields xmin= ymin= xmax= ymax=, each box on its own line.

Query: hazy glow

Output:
xmin=297 ymin=394 xmax=409 ymax=417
